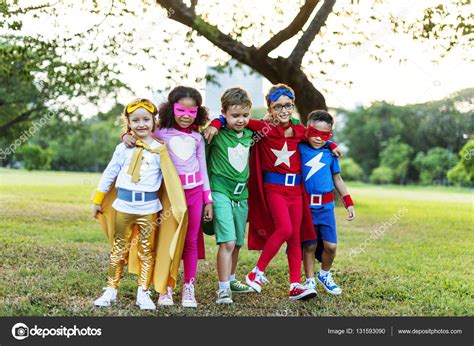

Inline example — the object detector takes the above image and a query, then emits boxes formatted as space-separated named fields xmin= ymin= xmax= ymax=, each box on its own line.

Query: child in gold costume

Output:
xmin=91 ymin=99 xmax=187 ymax=310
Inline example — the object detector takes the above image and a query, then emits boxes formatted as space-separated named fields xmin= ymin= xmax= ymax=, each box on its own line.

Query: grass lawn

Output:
xmin=0 ymin=168 xmax=473 ymax=316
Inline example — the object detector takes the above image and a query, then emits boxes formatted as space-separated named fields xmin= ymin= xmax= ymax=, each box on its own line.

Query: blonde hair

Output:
xmin=122 ymin=98 xmax=158 ymax=133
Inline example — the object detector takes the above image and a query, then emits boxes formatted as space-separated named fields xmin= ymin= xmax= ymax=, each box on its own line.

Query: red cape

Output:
xmin=247 ymin=140 xmax=316 ymax=250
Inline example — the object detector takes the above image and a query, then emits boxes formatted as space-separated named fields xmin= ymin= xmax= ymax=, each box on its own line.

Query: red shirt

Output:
xmin=246 ymin=119 xmax=306 ymax=175
xmin=246 ymin=119 xmax=307 ymax=196
xmin=209 ymin=117 xmax=336 ymax=196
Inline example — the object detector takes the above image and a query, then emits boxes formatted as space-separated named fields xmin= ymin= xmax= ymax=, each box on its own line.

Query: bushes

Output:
xmin=368 ymin=137 xmax=413 ymax=184
xmin=379 ymin=136 xmax=413 ymax=184
xmin=49 ymin=120 xmax=121 ymax=172
xmin=15 ymin=144 xmax=53 ymax=170
xmin=414 ymin=147 xmax=457 ymax=185
xmin=447 ymin=140 xmax=474 ymax=186
xmin=369 ymin=166 xmax=394 ymax=184
xmin=339 ymin=158 xmax=364 ymax=181
xmin=447 ymin=164 xmax=470 ymax=186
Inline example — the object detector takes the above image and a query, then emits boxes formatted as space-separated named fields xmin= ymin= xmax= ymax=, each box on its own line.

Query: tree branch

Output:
xmin=155 ymin=0 xmax=261 ymax=69
xmin=258 ymin=0 xmax=320 ymax=56
xmin=190 ymin=0 xmax=198 ymax=13
xmin=289 ymin=0 xmax=336 ymax=66
xmin=0 ymin=107 xmax=42 ymax=135
xmin=6 ymin=1 xmax=61 ymax=16
xmin=155 ymin=0 xmax=329 ymax=116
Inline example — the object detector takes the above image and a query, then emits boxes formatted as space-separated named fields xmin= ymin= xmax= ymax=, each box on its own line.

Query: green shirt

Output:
xmin=207 ymin=127 xmax=253 ymax=200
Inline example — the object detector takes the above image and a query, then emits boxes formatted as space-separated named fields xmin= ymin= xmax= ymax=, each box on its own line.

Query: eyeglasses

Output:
xmin=126 ymin=100 xmax=156 ymax=114
xmin=271 ymin=102 xmax=294 ymax=113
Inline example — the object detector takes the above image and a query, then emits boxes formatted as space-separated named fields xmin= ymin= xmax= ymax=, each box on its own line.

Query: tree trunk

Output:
xmin=155 ymin=0 xmax=332 ymax=123
xmin=222 ymin=58 xmax=328 ymax=123
xmin=282 ymin=65 xmax=328 ymax=121
xmin=243 ymin=56 xmax=327 ymax=122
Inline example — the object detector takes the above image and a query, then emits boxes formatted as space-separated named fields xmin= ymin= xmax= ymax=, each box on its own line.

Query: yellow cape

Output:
xmin=96 ymin=142 xmax=188 ymax=294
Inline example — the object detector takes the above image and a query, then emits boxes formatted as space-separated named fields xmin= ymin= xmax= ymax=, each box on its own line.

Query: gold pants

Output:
xmin=107 ymin=211 xmax=157 ymax=290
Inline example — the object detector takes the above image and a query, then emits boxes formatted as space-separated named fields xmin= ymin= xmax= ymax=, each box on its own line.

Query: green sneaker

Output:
xmin=216 ymin=288 xmax=233 ymax=304
xmin=230 ymin=279 xmax=254 ymax=293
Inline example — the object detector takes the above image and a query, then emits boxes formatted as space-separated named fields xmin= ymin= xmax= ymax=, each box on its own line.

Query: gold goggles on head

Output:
xmin=126 ymin=100 xmax=156 ymax=114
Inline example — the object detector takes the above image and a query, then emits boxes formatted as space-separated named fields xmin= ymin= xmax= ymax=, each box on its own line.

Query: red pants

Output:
xmin=256 ymin=188 xmax=303 ymax=284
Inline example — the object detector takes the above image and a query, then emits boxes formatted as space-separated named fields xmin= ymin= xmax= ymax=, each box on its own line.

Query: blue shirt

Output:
xmin=299 ymin=143 xmax=341 ymax=196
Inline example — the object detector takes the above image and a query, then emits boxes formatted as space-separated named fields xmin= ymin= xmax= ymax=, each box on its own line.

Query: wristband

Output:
xmin=203 ymin=190 xmax=213 ymax=204
xmin=328 ymin=142 xmax=337 ymax=150
xmin=341 ymin=194 xmax=353 ymax=208
xmin=209 ymin=119 xmax=223 ymax=129
xmin=92 ymin=190 xmax=106 ymax=205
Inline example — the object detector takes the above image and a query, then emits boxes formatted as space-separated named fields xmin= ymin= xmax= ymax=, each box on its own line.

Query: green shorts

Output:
xmin=212 ymin=191 xmax=248 ymax=246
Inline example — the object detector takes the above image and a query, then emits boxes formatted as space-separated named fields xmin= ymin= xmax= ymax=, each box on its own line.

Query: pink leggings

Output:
xmin=182 ymin=185 xmax=203 ymax=283
xmin=256 ymin=189 xmax=303 ymax=284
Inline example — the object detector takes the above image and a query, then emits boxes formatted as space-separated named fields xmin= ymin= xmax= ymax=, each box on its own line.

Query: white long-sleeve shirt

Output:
xmin=97 ymin=141 xmax=163 ymax=215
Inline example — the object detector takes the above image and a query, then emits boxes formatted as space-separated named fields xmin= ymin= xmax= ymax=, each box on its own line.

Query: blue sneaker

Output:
xmin=317 ymin=272 xmax=342 ymax=295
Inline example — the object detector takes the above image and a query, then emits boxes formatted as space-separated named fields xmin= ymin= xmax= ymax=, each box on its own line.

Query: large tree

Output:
xmin=3 ymin=0 xmax=472 ymax=123
xmin=156 ymin=0 xmax=335 ymax=118
xmin=152 ymin=0 xmax=471 ymax=121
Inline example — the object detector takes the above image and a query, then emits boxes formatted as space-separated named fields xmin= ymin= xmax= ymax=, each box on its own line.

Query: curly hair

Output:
xmin=122 ymin=98 xmax=158 ymax=133
xmin=158 ymin=86 xmax=209 ymax=129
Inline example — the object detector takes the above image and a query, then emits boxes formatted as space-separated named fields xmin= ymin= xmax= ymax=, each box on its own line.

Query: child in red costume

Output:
xmin=205 ymin=83 xmax=342 ymax=300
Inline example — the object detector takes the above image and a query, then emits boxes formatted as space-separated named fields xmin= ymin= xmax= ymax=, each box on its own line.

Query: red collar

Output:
xmin=173 ymin=123 xmax=195 ymax=134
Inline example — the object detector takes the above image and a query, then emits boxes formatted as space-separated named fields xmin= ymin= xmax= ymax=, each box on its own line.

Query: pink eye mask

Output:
xmin=173 ymin=103 xmax=198 ymax=118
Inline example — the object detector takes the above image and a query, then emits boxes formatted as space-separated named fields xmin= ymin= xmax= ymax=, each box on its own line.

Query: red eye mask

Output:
xmin=174 ymin=103 xmax=198 ymax=118
xmin=307 ymin=127 xmax=332 ymax=141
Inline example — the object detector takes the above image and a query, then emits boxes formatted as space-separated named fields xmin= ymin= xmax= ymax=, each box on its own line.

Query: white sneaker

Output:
xmin=216 ymin=288 xmax=233 ymax=304
xmin=182 ymin=280 xmax=197 ymax=308
xmin=158 ymin=287 xmax=174 ymax=306
xmin=94 ymin=287 xmax=117 ymax=307
xmin=136 ymin=287 xmax=156 ymax=310
xmin=305 ymin=278 xmax=317 ymax=291
xmin=245 ymin=269 xmax=269 ymax=294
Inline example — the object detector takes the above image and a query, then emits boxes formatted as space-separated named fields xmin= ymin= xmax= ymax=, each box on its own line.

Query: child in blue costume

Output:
xmin=299 ymin=110 xmax=356 ymax=295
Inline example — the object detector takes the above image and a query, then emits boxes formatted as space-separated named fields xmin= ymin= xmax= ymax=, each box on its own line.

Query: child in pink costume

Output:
xmin=123 ymin=86 xmax=213 ymax=308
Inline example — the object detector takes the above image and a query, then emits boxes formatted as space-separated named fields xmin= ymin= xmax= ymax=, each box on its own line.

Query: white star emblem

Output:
xmin=305 ymin=152 xmax=325 ymax=181
xmin=271 ymin=142 xmax=295 ymax=167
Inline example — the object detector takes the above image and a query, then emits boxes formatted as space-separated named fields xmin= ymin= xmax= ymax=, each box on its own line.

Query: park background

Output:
xmin=0 ymin=0 xmax=472 ymax=316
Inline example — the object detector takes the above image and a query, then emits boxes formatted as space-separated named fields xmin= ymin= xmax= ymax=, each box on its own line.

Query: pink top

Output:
xmin=154 ymin=127 xmax=212 ymax=204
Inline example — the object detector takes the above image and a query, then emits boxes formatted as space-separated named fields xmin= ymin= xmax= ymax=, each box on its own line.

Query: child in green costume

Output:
xmin=206 ymin=87 xmax=255 ymax=304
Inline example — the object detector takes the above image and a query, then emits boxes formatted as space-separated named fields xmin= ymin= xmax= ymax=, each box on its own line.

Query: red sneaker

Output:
xmin=288 ymin=284 xmax=317 ymax=300
xmin=246 ymin=271 xmax=267 ymax=293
